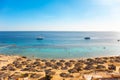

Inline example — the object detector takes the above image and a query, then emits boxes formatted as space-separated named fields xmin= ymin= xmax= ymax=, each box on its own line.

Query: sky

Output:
xmin=0 ymin=0 xmax=120 ymax=31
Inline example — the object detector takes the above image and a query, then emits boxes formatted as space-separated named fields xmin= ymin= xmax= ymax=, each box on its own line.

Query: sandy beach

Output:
xmin=0 ymin=54 xmax=120 ymax=80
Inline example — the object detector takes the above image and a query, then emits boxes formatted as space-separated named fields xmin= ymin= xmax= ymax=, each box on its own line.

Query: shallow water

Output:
xmin=0 ymin=31 xmax=120 ymax=59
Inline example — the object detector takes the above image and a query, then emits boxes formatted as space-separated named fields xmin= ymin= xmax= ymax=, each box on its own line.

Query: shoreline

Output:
xmin=1 ymin=53 xmax=120 ymax=60
xmin=0 ymin=54 xmax=120 ymax=80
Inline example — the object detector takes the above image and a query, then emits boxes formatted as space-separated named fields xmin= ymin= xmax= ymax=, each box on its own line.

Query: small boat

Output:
xmin=84 ymin=37 xmax=90 ymax=40
xmin=36 ymin=36 xmax=44 ymax=40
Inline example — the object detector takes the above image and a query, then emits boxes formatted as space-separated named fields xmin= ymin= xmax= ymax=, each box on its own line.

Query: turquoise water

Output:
xmin=0 ymin=31 xmax=120 ymax=59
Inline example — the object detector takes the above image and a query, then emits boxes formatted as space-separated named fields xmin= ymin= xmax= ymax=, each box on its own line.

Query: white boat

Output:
xmin=36 ymin=36 xmax=44 ymax=40
xmin=84 ymin=37 xmax=90 ymax=40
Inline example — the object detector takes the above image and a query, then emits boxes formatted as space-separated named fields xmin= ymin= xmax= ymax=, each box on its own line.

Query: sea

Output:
xmin=0 ymin=31 xmax=120 ymax=59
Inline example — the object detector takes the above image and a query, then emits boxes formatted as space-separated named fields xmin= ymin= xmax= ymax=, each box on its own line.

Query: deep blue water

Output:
xmin=0 ymin=31 xmax=120 ymax=59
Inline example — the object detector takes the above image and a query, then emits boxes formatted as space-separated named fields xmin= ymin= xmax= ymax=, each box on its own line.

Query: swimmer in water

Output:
xmin=103 ymin=47 xmax=106 ymax=49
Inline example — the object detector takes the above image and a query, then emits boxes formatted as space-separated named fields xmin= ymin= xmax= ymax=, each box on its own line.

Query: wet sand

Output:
xmin=0 ymin=54 xmax=120 ymax=80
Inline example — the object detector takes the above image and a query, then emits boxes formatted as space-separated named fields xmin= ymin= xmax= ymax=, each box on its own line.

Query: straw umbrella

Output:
xmin=30 ymin=73 xmax=41 ymax=78
xmin=60 ymin=73 xmax=73 ymax=78
xmin=68 ymin=68 xmax=78 ymax=73
xmin=65 ymin=62 xmax=72 ymax=67
xmin=84 ymin=64 xmax=95 ymax=70
xmin=108 ymin=64 xmax=116 ymax=71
